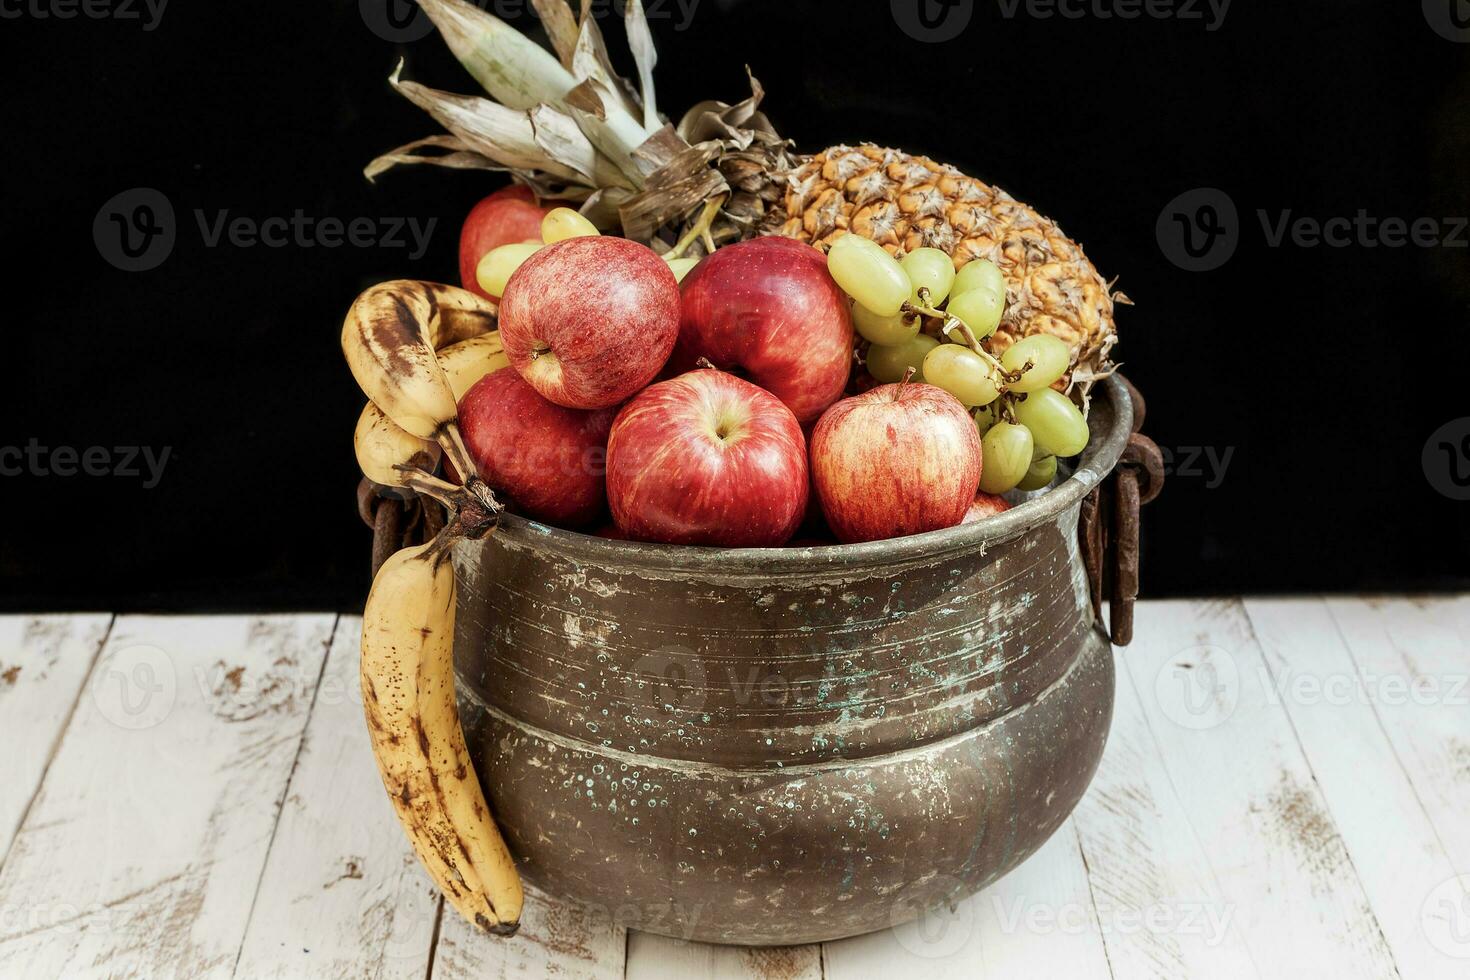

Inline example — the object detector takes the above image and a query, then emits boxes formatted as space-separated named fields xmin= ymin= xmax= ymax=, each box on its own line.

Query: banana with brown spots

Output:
xmin=341 ymin=280 xmax=495 ymax=481
xmin=359 ymin=538 xmax=523 ymax=935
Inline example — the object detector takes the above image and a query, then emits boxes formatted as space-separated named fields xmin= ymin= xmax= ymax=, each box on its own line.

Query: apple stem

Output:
xmin=895 ymin=366 xmax=916 ymax=399
xmin=694 ymin=357 xmax=717 ymax=370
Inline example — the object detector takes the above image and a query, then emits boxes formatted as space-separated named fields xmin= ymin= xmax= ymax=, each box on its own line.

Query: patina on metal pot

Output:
xmin=451 ymin=375 xmax=1133 ymax=946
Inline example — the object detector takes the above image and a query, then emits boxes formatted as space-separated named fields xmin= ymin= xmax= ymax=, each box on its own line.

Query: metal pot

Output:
xmin=451 ymin=375 xmax=1133 ymax=946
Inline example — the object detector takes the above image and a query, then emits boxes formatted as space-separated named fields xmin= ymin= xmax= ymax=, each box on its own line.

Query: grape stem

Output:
xmin=996 ymin=393 xmax=1021 ymax=426
xmin=665 ymin=194 xmax=728 ymax=261
xmin=902 ymin=293 xmax=1017 ymax=381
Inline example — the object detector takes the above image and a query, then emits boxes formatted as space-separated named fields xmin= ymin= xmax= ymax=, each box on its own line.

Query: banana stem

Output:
xmin=400 ymin=468 xmax=461 ymax=509
xmin=438 ymin=423 xmax=480 ymax=491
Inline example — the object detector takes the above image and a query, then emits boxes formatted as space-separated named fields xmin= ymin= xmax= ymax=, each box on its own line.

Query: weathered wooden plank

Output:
xmin=1324 ymin=596 xmax=1470 ymax=870
xmin=625 ymin=931 xmax=820 ymax=979
xmin=432 ymin=884 xmax=626 ymax=979
xmin=1072 ymin=629 xmax=1257 ymax=980
xmin=1106 ymin=599 xmax=1399 ymax=979
xmin=822 ymin=817 xmax=1111 ymax=979
xmin=1244 ymin=597 xmax=1465 ymax=977
xmin=0 ymin=615 xmax=112 ymax=862
xmin=0 ymin=614 xmax=335 ymax=979
xmin=231 ymin=616 xmax=440 ymax=979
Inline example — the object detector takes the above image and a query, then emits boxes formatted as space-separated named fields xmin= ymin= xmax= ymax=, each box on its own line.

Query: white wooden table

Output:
xmin=1 ymin=599 xmax=1467 ymax=978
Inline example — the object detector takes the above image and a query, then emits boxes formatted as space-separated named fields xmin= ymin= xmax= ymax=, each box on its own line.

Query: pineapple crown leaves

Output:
xmin=366 ymin=0 xmax=793 ymax=247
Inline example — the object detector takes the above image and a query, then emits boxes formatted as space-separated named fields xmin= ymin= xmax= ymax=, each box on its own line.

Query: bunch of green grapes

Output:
xmin=827 ymin=236 xmax=1090 ymax=495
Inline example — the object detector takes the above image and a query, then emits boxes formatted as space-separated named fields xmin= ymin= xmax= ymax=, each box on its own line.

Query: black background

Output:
xmin=2 ymin=0 xmax=1467 ymax=611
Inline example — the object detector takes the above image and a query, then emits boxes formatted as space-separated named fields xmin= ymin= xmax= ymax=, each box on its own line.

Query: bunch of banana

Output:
xmin=352 ymin=334 xmax=509 ymax=491
xmin=341 ymin=280 xmax=496 ymax=482
xmin=360 ymin=538 xmax=522 ymax=935
xmin=346 ymin=278 xmax=520 ymax=936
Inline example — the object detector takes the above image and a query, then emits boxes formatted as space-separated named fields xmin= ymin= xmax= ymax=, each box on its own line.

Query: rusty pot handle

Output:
xmin=1080 ymin=377 xmax=1164 ymax=646
xmin=359 ymin=477 xmax=431 ymax=578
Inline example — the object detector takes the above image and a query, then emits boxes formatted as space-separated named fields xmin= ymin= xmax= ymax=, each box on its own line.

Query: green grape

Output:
xmin=1017 ymin=452 xmax=1058 ymax=491
xmin=853 ymin=303 xmax=921 ymax=346
xmin=1014 ymin=388 xmax=1090 ymax=457
xmin=867 ymin=334 xmax=939 ymax=383
xmin=541 ymin=207 xmax=599 ymax=243
xmin=1001 ymin=335 xmax=1072 ymax=393
xmin=974 ymin=403 xmax=998 ymax=437
xmin=946 ymin=287 xmax=1005 ymax=340
xmin=920 ymin=343 xmax=1001 ymax=407
xmin=476 ymin=241 xmax=542 ymax=297
xmin=901 ymin=247 xmax=956 ymax=306
xmin=979 ymin=421 xmax=1034 ymax=494
xmin=664 ymin=256 xmax=700 ymax=282
xmin=953 ymin=258 xmax=1005 ymax=300
xmin=827 ymin=235 xmax=911 ymax=316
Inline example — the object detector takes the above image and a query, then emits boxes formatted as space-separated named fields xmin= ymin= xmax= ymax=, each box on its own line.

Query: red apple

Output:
xmin=810 ymin=382 xmax=982 ymax=544
xmin=671 ymin=237 xmax=853 ymax=423
xmin=962 ymin=492 xmax=1011 ymax=524
xmin=606 ymin=369 xmax=808 ymax=547
xmin=458 ymin=185 xmax=549 ymax=301
xmin=458 ymin=368 xmax=616 ymax=528
xmin=499 ymin=237 xmax=681 ymax=409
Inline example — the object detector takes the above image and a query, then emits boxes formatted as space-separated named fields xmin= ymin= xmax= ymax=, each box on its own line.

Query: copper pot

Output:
xmin=451 ymin=375 xmax=1133 ymax=945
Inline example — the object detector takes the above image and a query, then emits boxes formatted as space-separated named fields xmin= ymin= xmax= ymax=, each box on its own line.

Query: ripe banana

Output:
xmin=354 ymin=401 xmax=440 ymax=489
xmin=342 ymin=280 xmax=495 ymax=481
xmin=438 ymin=333 xmax=511 ymax=401
xmin=360 ymin=539 xmax=523 ymax=935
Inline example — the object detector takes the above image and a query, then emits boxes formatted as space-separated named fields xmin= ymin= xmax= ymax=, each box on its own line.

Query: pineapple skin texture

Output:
xmin=769 ymin=145 xmax=1120 ymax=385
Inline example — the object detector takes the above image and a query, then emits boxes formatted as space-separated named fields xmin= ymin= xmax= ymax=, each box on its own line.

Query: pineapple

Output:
xmin=374 ymin=0 xmax=1123 ymax=391
xmin=769 ymin=145 xmax=1123 ymax=389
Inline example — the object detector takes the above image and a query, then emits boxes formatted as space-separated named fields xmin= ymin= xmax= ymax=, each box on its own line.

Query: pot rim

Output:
xmin=473 ymin=373 xmax=1133 ymax=574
